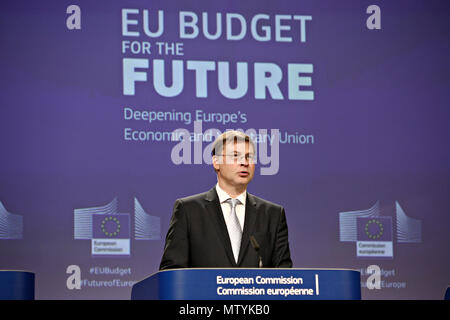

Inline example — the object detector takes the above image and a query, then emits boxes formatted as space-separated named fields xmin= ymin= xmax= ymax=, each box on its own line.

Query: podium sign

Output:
xmin=131 ymin=268 xmax=361 ymax=300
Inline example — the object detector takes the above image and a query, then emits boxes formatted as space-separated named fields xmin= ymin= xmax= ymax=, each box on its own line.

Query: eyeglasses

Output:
xmin=217 ymin=153 xmax=256 ymax=163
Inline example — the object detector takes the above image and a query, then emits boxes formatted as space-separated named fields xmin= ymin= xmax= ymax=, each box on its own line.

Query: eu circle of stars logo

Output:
xmin=364 ymin=219 xmax=384 ymax=240
xmin=101 ymin=216 xmax=121 ymax=237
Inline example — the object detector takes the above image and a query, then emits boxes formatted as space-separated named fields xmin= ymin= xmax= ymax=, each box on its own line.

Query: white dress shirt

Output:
xmin=215 ymin=183 xmax=246 ymax=232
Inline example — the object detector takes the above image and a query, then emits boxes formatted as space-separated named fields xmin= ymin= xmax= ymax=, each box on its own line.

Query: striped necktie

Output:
xmin=224 ymin=198 xmax=242 ymax=263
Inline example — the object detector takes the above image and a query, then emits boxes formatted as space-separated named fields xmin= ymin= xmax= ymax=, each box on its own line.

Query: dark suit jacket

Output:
xmin=160 ymin=187 xmax=292 ymax=269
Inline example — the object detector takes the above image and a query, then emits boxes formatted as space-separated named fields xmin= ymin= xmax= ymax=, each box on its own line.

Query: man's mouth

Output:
xmin=238 ymin=171 xmax=249 ymax=177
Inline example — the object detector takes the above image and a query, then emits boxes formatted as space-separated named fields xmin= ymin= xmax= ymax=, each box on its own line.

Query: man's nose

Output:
xmin=239 ymin=157 xmax=249 ymax=166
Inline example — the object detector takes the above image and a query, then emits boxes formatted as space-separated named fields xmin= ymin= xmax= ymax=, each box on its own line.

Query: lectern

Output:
xmin=131 ymin=268 xmax=361 ymax=300
xmin=0 ymin=271 xmax=35 ymax=300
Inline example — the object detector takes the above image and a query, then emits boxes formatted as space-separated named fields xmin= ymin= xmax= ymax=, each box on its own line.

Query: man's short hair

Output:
xmin=211 ymin=130 xmax=255 ymax=156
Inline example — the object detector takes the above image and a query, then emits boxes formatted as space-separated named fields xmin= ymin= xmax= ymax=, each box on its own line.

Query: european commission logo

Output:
xmin=74 ymin=197 xmax=160 ymax=257
xmin=0 ymin=201 xmax=23 ymax=240
xmin=339 ymin=201 xmax=422 ymax=259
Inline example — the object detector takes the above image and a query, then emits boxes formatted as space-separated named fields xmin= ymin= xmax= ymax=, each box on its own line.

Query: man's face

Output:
xmin=213 ymin=140 xmax=256 ymax=190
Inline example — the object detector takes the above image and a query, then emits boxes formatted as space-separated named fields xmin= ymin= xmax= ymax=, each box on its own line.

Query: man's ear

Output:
xmin=212 ymin=155 xmax=220 ymax=172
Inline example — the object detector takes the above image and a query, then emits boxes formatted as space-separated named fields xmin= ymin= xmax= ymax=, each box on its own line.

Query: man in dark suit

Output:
xmin=160 ymin=131 xmax=292 ymax=269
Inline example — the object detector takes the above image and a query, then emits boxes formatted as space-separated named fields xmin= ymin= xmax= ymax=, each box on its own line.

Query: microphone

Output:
xmin=250 ymin=236 xmax=263 ymax=268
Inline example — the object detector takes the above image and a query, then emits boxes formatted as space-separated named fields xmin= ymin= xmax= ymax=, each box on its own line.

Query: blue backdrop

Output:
xmin=0 ymin=0 xmax=449 ymax=299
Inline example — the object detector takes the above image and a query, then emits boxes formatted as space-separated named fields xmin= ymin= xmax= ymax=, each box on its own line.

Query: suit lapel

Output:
xmin=237 ymin=193 xmax=257 ymax=266
xmin=204 ymin=188 xmax=237 ymax=266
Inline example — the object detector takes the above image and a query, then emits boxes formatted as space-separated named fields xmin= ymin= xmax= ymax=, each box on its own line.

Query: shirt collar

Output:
xmin=215 ymin=183 xmax=246 ymax=206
